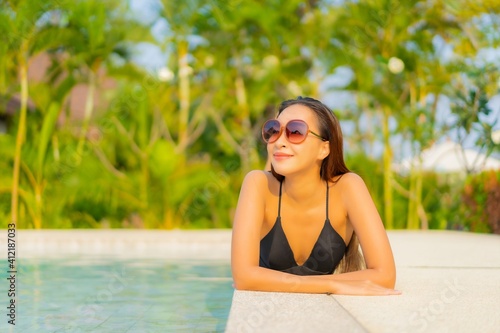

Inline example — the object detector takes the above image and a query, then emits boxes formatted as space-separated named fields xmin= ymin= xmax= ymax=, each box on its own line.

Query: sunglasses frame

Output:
xmin=262 ymin=119 xmax=327 ymax=144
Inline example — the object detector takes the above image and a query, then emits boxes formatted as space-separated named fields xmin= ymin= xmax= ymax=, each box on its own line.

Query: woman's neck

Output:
xmin=282 ymin=171 xmax=325 ymax=204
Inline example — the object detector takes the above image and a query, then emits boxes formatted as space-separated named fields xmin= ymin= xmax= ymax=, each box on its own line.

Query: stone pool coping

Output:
xmin=3 ymin=229 xmax=500 ymax=332
xmin=9 ymin=229 xmax=231 ymax=259
xmin=227 ymin=230 xmax=500 ymax=333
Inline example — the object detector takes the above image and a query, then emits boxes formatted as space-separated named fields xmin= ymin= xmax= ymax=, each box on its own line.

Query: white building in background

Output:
xmin=393 ymin=140 xmax=500 ymax=174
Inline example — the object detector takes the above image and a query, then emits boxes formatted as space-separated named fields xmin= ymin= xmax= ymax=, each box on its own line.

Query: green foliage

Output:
xmin=446 ymin=63 xmax=500 ymax=172
xmin=460 ymin=171 xmax=500 ymax=234
xmin=1 ymin=0 xmax=499 ymax=231
xmin=346 ymin=153 xmax=471 ymax=230
xmin=420 ymin=173 xmax=463 ymax=230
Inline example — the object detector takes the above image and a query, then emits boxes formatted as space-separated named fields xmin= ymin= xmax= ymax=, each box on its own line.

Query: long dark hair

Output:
xmin=270 ymin=96 xmax=365 ymax=273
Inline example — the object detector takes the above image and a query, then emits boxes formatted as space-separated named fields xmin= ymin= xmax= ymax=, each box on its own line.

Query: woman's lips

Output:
xmin=273 ymin=153 xmax=293 ymax=160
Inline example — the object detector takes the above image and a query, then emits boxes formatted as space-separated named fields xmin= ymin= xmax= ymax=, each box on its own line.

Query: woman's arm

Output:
xmin=331 ymin=173 xmax=398 ymax=289
xmin=231 ymin=171 xmax=400 ymax=295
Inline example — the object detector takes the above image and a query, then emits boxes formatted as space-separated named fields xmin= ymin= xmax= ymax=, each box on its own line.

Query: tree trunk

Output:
xmin=76 ymin=69 xmax=96 ymax=160
xmin=381 ymin=107 xmax=394 ymax=229
xmin=178 ymin=40 xmax=190 ymax=150
xmin=140 ymin=154 xmax=149 ymax=210
xmin=11 ymin=42 xmax=29 ymax=227
xmin=415 ymin=170 xmax=428 ymax=230
xmin=34 ymin=184 xmax=42 ymax=229
xmin=235 ymin=73 xmax=258 ymax=174
xmin=407 ymin=169 xmax=419 ymax=229
xmin=406 ymin=81 xmax=419 ymax=229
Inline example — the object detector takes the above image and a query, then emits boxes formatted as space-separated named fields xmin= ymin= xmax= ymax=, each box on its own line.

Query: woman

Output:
xmin=231 ymin=97 xmax=400 ymax=295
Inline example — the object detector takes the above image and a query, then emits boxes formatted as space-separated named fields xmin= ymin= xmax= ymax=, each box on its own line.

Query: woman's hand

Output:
xmin=331 ymin=279 xmax=402 ymax=296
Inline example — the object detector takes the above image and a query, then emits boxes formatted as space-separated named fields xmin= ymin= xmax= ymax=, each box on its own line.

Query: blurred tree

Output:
xmin=156 ymin=1 xmax=311 ymax=174
xmin=322 ymin=0 xmax=498 ymax=229
xmin=0 ymin=0 xmax=67 ymax=228
xmin=153 ymin=0 xmax=212 ymax=155
xmin=441 ymin=0 xmax=500 ymax=174
xmin=446 ymin=63 xmax=499 ymax=173
xmin=1 ymin=0 xmax=499 ymax=231
xmin=325 ymin=0 xmax=432 ymax=228
xmin=0 ymin=0 xmax=153 ymax=228
xmin=60 ymin=0 xmax=148 ymax=160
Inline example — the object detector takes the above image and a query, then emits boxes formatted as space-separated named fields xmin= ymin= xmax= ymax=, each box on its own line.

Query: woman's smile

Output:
xmin=273 ymin=152 xmax=294 ymax=161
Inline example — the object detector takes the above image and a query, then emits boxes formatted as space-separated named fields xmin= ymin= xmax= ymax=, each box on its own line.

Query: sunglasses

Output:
xmin=262 ymin=119 xmax=327 ymax=144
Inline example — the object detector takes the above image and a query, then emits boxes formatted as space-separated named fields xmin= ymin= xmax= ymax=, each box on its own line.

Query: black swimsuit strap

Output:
xmin=326 ymin=181 xmax=329 ymax=221
xmin=278 ymin=180 xmax=283 ymax=218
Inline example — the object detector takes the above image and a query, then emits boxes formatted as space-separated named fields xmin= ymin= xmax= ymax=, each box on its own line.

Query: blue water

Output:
xmin=2 ymin=258 xmax=233 ymax=332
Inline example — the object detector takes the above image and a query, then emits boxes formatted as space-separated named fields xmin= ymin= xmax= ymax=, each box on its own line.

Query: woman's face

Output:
xmin=268 ymin=104 xmax=330 ymax=178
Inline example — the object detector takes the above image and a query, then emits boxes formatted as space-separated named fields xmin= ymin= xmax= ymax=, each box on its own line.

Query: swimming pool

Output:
xmin=5 ymin=258 xmax=233 ymax=332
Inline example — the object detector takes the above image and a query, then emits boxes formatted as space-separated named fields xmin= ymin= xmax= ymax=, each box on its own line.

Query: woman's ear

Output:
xmin=318 ymin=141 xmax=330 ymax=160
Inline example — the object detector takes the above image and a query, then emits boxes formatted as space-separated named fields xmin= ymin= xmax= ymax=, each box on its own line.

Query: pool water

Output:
xmin=3 ymin=258 xmax=233 ymax=332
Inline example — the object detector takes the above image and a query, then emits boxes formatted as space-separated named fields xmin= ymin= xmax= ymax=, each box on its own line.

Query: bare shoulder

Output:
xmin=332 ymin=172 xmax=366 ymax=189
xmin=332 ymin=172 xmax=370 ymax=201
xmin=243 ymin=170 xmax=272 ymax=186
xmin=241 ymin=170 xmax=278 ymax=193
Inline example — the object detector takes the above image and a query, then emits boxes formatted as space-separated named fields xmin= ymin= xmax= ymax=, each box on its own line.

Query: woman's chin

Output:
xmin=271 ymin=165 xmax=295 ymax=177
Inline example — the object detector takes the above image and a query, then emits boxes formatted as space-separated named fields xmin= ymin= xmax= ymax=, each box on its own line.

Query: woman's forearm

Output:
xmin=233 ymin=266 xmax=397 ymax=295
xmin=234 ymin=266 xmax=335 ymax=294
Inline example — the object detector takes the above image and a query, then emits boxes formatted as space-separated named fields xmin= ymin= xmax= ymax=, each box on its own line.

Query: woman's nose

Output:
xmin=273 ymin=128 xmax=287 ymax=147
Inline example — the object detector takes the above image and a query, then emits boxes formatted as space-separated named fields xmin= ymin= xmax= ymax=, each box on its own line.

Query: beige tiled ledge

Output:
xmin=226 ymin=231 xmax=500 ymax=333
xmin=3 ymin=229 xmax=500 ymax=332
xmin=6 ymin=229 xmax=232 ymax=259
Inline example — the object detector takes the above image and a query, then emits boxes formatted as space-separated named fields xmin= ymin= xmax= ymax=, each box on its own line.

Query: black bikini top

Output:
xmin=259 ymin=180 xmax=347 ymax=275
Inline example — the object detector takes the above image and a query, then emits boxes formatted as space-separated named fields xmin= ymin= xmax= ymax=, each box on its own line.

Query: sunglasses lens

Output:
xmin=262 ymin=120 xmax=281 ymax=143
xmin=286 ymin=121 xmax=308 ymax=143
